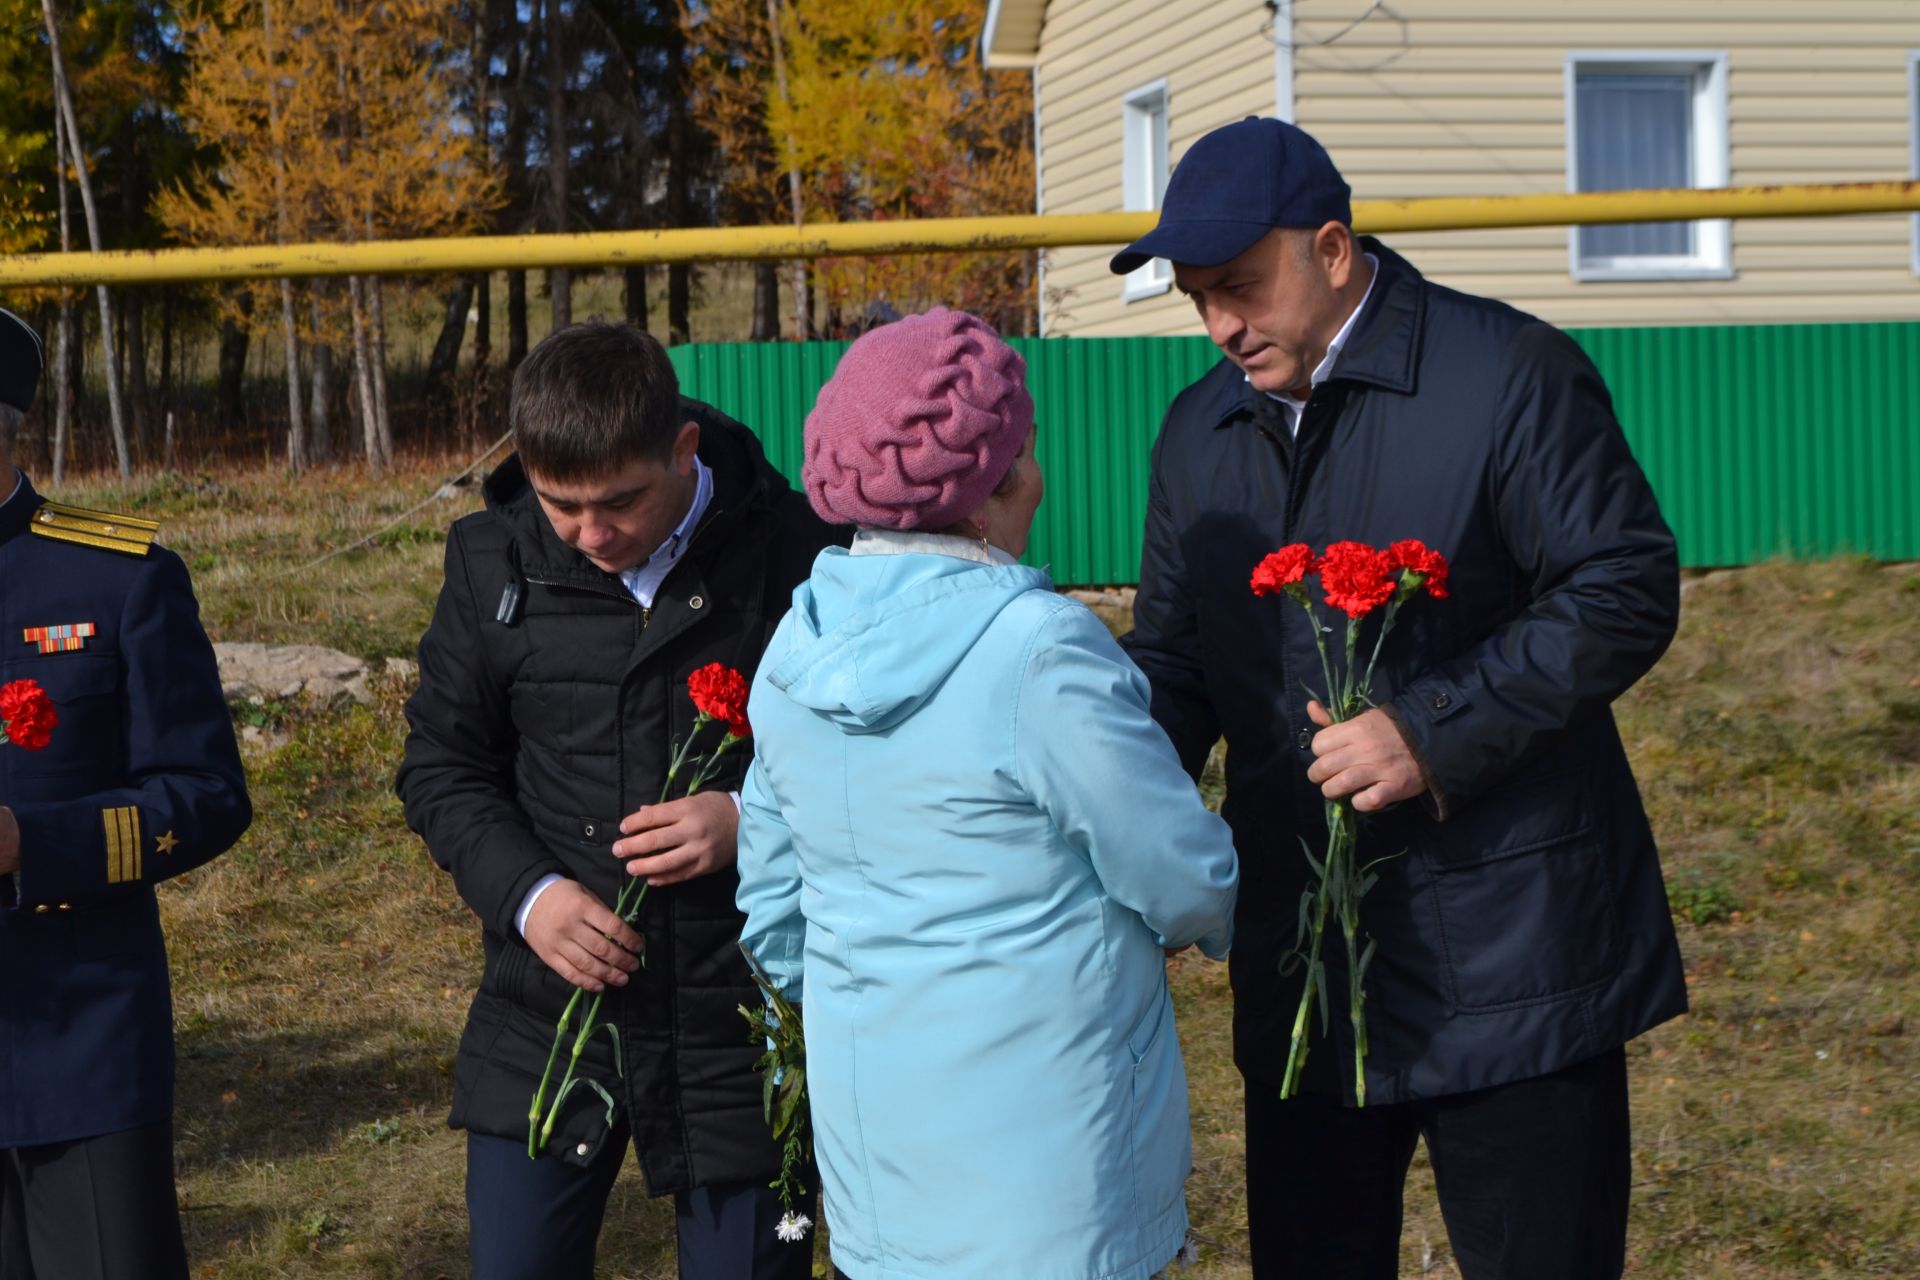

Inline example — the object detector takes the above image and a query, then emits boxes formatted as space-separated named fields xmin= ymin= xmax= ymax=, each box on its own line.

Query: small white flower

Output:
xmin=775 ymin=1212 xmax=813 ymax=1243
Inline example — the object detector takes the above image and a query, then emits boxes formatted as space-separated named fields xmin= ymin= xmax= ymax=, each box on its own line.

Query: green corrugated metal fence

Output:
xmin=669 ymin=320 xmax=1920 ymax=584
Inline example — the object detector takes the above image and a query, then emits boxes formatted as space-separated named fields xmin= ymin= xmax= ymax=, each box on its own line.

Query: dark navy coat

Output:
xmin=0 ymin=471 xmax=250 ymax=1147
xmin=1124 ymin=240 xmax=1687 ymax=1105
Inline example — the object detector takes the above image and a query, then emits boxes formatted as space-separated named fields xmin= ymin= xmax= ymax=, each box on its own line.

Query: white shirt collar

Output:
xmin=617 ymin=455 xmax=713 ymax=607
xmin=1253 ymin=252 xmax=1381 ymax=425
xmin=848 ymin=527 xmax=1020 ymax=566
xmin=1 ymin=468 xmax=20 ymax=510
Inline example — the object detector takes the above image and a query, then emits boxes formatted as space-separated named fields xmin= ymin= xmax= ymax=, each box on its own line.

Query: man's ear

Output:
xmin=1316 ymin=220 xmax=1357 ymax=289
xmin=673 ymin=420 xmax=701 ymax=476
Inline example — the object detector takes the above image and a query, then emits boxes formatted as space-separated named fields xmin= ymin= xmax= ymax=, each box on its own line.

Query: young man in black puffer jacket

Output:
xmin=397 ymin=323 xmax=845 ymax=1279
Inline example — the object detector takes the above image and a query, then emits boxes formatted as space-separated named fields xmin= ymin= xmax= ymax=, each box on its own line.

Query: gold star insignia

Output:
xmin=154 ymin=830 xmax=180 ymax=856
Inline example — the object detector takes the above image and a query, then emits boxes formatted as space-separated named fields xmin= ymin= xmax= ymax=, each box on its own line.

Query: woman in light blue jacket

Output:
xmin=736 ymin=309 xmax=1239 ymax=1280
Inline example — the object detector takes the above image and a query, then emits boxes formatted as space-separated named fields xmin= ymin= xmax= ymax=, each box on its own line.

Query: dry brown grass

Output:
xmin=40 ymin=460 xmax=1920 ymax=1277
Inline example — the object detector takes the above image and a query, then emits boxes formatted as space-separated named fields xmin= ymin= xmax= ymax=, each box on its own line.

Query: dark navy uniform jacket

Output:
xmin=0 ymin=470 xmax=250 ymax=1147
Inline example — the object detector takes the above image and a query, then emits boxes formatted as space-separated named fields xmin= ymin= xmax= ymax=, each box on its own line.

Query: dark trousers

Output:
xmin=0 ymin=1123 xmax=189 ymax=1280
xmin=467 ymin=1127 xmax=815 ymax=1280
xmin=1245 ymin=1047 xmax=1630 ymax=1280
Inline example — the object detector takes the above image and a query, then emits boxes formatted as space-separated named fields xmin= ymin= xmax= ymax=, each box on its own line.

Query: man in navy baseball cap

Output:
xmin=1111 ymin=116 xmax=1371 ymax=405
xmin=1110 ymin=116 xmax=1351 ymax=276
xmin=1112 ymin=115 xmax=1683 ymax=1280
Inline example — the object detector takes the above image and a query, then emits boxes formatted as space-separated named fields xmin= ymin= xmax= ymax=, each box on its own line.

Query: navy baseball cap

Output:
xmin=1 ymin=307 xmax=43 ymax=413
xmin=1110 ymin=117 xmax=1352 ymax=275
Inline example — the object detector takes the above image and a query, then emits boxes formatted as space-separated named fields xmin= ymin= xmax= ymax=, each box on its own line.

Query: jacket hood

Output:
xmin=767 ymin=548 xmax=1052 ymax=733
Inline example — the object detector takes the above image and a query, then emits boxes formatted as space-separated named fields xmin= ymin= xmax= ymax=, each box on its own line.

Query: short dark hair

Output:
xmin=0 ymin=403 xmax=21 ymax=456
xmin=510 ymin=323 xmax=683 ymax=480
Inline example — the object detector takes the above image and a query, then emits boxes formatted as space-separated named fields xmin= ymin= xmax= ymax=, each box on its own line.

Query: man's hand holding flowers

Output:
xmin=524 ymin=881 xmax=645 ymax=995
xmin=1305 ymin=701 xmax=1425 ymax=813
xmin=613 ymin=791 xmax=741 ymax=886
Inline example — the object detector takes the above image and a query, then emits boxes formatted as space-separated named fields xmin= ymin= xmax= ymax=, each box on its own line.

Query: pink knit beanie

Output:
xmin=802 ymin=308 xmax=1035 ymax=531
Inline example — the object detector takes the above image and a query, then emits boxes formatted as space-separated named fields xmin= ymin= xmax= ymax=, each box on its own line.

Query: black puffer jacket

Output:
xmin=1125 ymin=241 xmax=1686 ymax=1105
xmin=397 ymin=401 xmax=845 ymax=1191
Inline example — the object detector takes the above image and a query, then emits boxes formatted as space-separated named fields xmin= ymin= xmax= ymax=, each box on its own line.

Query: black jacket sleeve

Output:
xmin=396 ymin=524 xmax=566 ymax=938
xmin=8 ymin=549 xmax=251 ymax=908
xmin=1388 ymin=323 xmax=1680 ymax=813
xmin=1121 ymin=423 xmax=1223 ymax=780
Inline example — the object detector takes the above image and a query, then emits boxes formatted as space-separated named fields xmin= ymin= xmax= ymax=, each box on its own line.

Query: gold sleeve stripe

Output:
xmin=105 ymin=809 xmax=124 ymax=883
xmin=104 ymin=806 xmax=143 ymax=883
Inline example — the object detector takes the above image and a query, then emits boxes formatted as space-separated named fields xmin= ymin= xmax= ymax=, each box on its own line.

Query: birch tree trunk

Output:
xmin=156 ymin=286 xmax=173 ymax=467
xmin=346 ymin=275 xmax=382 ymax=474
xmin=368 ymin=274 xmax=393 ymax=467
xmin=125 ymin=290 xmax=149 ymax=460
xmin=544 ymin=0 xmax=571 ymax=331
xmin=309 ymin=288 xmax=334 ymax=463
xmin=42 ymin=0 xmax=131 ymax=478
xmin=50 ymin=92 xmax=74 ymax=484
xmin=766 ymin=0 xmax=808 ymax=342
xmin=263 ymin=0 xmax=307 ymax=471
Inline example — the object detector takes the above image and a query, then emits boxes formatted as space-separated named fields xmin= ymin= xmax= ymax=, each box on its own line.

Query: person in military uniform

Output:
xmin=0 ymin=306 xmax=252 ymax=1279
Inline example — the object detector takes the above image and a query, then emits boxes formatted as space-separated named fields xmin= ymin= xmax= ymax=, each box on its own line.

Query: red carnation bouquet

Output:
xmin=1251 ymin=539 xmax=1448 ymax=1105
xmin=0 ymin=679 xmax=58 ymax=751
xmin=528 ymin=663 xmax=753 ymax=1157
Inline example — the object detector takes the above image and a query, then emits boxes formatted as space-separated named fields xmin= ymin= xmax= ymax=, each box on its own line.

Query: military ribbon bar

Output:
xmin=23 ymin=622 xmax=96 ymax=654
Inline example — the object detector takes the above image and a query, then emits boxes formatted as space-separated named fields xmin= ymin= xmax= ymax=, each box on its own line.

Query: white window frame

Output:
xmin=1121 ymin=79 xmax=1172 ymax=301
xmin=1908 ymin=51 xmax=1919 ymax=277
xmin=1564 ymin=51 xmax=1732 ymax=282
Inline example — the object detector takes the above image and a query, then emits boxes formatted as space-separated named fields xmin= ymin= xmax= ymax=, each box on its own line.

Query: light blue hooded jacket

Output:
xmin=737 ymin=536 xmax=1239 ymax=1280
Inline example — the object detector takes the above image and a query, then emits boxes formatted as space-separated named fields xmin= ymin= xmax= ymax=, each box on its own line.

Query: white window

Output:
xmin=1121 ymin=80 xmax=1171 ymax=300
xmin=1564 ymin=53 xmax=1731 ymax=280
xmin=1909 ymin=51 xmax=1919 ymax=276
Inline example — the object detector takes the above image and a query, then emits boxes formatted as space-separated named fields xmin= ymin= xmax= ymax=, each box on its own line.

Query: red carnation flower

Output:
xmin=0 ymin=678 xmax=58 ymax=751
xmin=1385 ymin=538 xmax=1450 ymax=599
xmin=687 ymin=662 xmax=752 ymax=739
xmin=1315 ymin=541 xmax=1396 ymax=619
xmin=1251 ymin=544 xmax=1315 ymax=598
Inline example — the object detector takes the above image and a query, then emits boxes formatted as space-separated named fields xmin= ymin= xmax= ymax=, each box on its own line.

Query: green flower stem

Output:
xmin=686 ymin=731 xmax=745 ymax=795
xmin=1329 ymin=797 xmax=1368 ymax=1107
xmin=535 ymin=876 xmax=651 ymax=1152
xmin=527 ymin=986 xmax=585 ymax=1157
xmin=527 ymin=712 xmax=725 ymax=1157
xmin=1278 ymin=579 xmax=1425 ymax=1108
xmin=1279 ymin=869 xmax=1332 ymax=1099
xmin=1299 ymin=592 xmax=1340 ymax=719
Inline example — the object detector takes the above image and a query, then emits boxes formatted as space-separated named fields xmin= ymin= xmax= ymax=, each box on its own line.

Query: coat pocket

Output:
xmin=0 ymin=655 xmax=119 ymax=780
xmin=1126 ymin=973 xmax=1172 ymax=1066
xmin=1418 ymin=769 xmax=1620 ymax=1011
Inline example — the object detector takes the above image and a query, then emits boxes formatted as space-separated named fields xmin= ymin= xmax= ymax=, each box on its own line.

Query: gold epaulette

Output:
xmin=29 ymin=500 xmax=160 ymax=556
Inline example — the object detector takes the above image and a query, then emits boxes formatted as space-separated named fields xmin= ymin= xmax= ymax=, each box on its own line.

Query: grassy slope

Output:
xmin=52 ymin=462 xmax=1920 ymax=1278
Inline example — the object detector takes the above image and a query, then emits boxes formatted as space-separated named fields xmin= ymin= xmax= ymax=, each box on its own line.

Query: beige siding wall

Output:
xmin=1035 ymin=0 xmax=1920 ymax=334
xmin=1035 ymin=0 xmax=1282 ymax=336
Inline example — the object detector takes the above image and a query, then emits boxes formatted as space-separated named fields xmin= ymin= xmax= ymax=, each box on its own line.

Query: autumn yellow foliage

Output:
xmin=686 ymin=0 xmax=1036 ymax=335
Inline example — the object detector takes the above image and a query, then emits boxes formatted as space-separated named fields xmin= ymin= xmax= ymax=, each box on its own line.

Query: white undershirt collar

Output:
xmin=617 ymin=456 xmax=713 ymax=609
